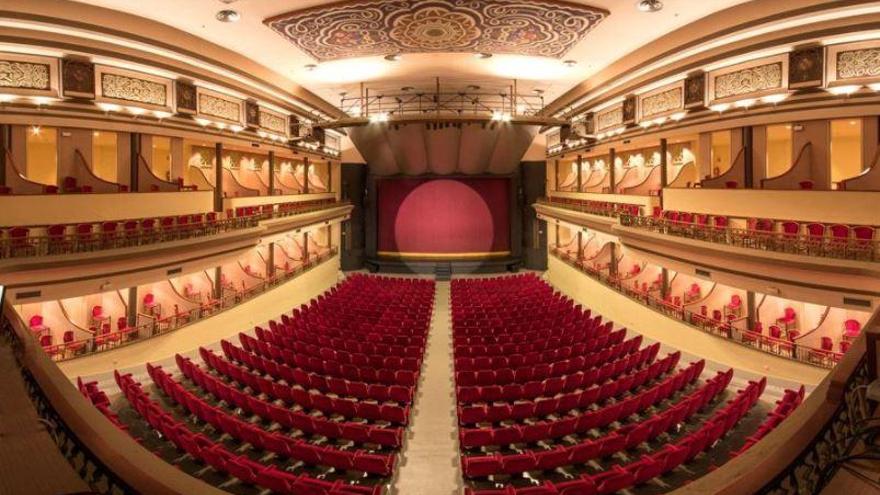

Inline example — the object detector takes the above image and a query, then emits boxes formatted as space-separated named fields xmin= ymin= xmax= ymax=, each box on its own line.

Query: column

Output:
xmin=576 ymin=155 xmax=582 ymax=193
xmin=608 ymin=243 xmax=618 ymax=278
xmin=746 ymin=290 xmax=757 ymax=331
xmin=214 ymin=266 xmax=223 ymax=299
xmin=0 ymin=124 xmax=10 ymax=187
xmin=129 ymin=132 xmax=141 ymax=192
xmin=126 ymin=286 xmax=138 ymax=327
xmin=214 ymin=142 xmax=223 ymax=212
xmin=303 ymin=231 xmax=310 ymax=264
xmin=660 ymin=268 xmax=670 ymax=299
xmin=608 ymin=148 xmax=616 ymax=194
xmin=327 ymin=161 xmax=333 ymax=194
xmin=554 ymin=159 xmax=559 ymax=191
xmin=303 ymin=156 xmax=310 ymax=194
xmin=267 ymin=242 xmax=276 ymax=278
xmin=268 ymin=150 xmax=275 ymax=196
xmin=743 ymin=126 xmax=754 ymax=189
xmin=659 ymin=138 xmax=668 ymax=208
xmin=576 ymin=231 xmax=583 ymax=261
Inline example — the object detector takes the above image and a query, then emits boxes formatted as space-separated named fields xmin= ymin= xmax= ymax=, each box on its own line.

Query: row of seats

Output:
xmin=461 ymin=368 xmax=731 ymax=476
xmin=455 ymin=335 xmax=643 ymax=387
xmin=186 ymin=351 xmax=405 ymax=445
xmin=452 ymin=274 xmax=771 ymax=495
xmin=458 ymin=352 xmax=687 ymax=426
xmin=115 ymin=370 xmax=382 ymax=495
xmin=220 ymin=339 xmax=414 ymax=404
xmin=731 ymin=385 xmax=805 ymax=457
xmin=464 ymin=377 xmax=767 ymax=495
xmin=455 ymin=341 xmax=656 ymax=404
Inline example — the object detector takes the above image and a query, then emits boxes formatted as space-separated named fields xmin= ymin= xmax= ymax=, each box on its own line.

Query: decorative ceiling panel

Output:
xmin=265 ymin=0 xmax=609 ymax=61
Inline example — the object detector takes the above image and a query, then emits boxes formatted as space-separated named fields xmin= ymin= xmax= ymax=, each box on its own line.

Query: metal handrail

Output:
xmin=619 ymin=214 xmax=880 ymax=262
xmin=537 ymin=196 xmax=644 ymax=217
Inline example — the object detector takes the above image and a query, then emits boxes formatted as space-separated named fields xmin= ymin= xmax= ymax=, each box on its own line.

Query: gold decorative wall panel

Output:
xmin=827 ymin=41 xmax=880 ymax=86
xmin=95 ymin=65 xmax=171 ymax=109
xmin=596 ymin=105 xmax=623 ymax=132
xmin=639 ymin=83 xmax=683 ymax=119
xmin=259 ymin=108 xmax=288 ymax=135
xmin=100 ymin=73 xmax=167 ymax=106
xmin=198 ymin=89 xmax=242 ymax=123
xmin=708 ymin=54 xmax=788 ymax=103
xmin=0 ymin=60 xmax=50 ymax=90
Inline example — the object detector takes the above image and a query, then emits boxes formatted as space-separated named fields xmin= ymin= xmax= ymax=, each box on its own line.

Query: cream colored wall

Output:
xmin=710 ymin=130 xmax=732 ymax=177
xmin=830 ymin=119 xmax=863 ymax=184
xmin=766 ymin=124 xmax=793 ymax=179
xmin=544 ymin=255 xmax=828 ymax=385
xmin=151 ymin=136 xmax=173 ymax=181
xmin=0 ymin=190 xmax=214 ymax=225
xmin=663 ymin=188 xmax=880 ymax=225
xmin=92 ymin=131 xmax=118 ymax=182
xmin=25 ymin=126 xmax=58 ymax=185
xmin=222 ymin=192 xmax=336 ymax=209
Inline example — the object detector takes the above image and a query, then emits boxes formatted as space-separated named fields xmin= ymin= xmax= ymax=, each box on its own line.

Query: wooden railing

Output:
xmin=619 ymin=214 xmax=880 ymax=262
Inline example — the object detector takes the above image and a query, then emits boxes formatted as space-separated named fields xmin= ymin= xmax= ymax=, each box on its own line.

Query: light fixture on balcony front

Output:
xmin=827 ymin=85 xmax=861 ymax=96
xmin=475 ymin=53 xmax=492 ymax=59
xmin=761 ymin=93 xmax=788 ymax=104
xmin=230 ymin=125 xmax=243 ymax=133
xmin=709 ymin=103 xmax=731 ymax=113
xmin=369 ymin=112 xmax=390 ymax=123
xmin=384 ymin=54 xmax=402 ymax=62
xmin=670 ymin=111 xmax=686 ymax=121
xmin=0 ymin=94 xmax=15 ymax=103
xmin=304 ymin=64 xmax=318 ymax=71
xmin=734 ymin=98 xmax=756 ymax=109
xmin=639 ymin=121 xmax=652 ymax=129
xmin=153 ymin=110 xmax=172 ymax=120
xmin=563 ymin=60 xmax=578 ymax=68
xmin=32 ymin=96 xmax=52 ymax=106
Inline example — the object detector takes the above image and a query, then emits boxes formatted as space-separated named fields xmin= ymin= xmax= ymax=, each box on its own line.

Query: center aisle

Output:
xmin=394 ymin=281 xmax=463 ymax=495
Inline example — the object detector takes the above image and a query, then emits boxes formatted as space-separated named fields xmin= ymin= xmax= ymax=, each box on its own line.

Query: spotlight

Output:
xmin=384 ymin=54 xmax=402 ymax=62
xmin=670 ymin=112 xmax=686 ymax=121
xmin=709 ymin=103 xmax=731 ymax=113
xmin=97 ymin=102 xmax=121 ymax=112
xmin=827 ymin=85 xmax=861 ymax=96
xmin=30 ymin=125 xmax=41 ymax=136
xmin=761 ymin=93 xmax=788 ymax=104
xmin=734 ymin=98 xmax=756 ymax=109
xmin=563 ymin=60 xmax=578 ymax=68
xmin=475 ymin=53 xmax=492 ymax=59
xmin=304 ymin=64 xmax=318 ymax=71
xmin=637 ymin=0 xmax=663 ymax=13
xmin=216 ymin=9 xmax=240 ymax=22
xmin=369 ymin=112 xmax=389 ymax=123
xmin=0 ymin=94 xmax=15 ymax=103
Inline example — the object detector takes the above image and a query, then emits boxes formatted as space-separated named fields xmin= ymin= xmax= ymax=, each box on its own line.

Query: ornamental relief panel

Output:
xmin=0 ymin=60 xmax=51 ymax=90
xmin=198 ymin=92 xmax=242 ymax=123
xmin=836 ymin=47 xmax=880 ymax=80
xmin=101 ymin=73 xmax=167 ymax=106
xmin=639 ymin=86 xmax=682 ymax=119
xmin=596 ymin=106 xmax=623 ymax=132
xmin=259 ymin=109 xmax=288 ymax=134
xmin=713 ymin=62 xmax=783 ymax=100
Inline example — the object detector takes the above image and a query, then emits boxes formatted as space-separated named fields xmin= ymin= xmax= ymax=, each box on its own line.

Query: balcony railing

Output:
xmin=0 ymin=200 xmax=347 ymax=261
xmin=619 ymin=214 xmax=880 ymax=263
xmin=38 ymin=247 xmax=338 ymax=362
xmin=551 ymin=247 xmax=845 ymax=369
xmin=536 ymin=197 xmax=643 ymax=218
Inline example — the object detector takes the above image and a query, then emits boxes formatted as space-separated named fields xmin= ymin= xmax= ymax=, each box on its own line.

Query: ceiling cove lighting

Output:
xmin=153 ymin=110 xmax=172 ymax=120
xmin=734 ymin=98 xmax=756 ymax=109
xmin=639 ymin=121 xmax=653 ymax=129
xmin=709 ymin=103 xmax=731 ymax=113
xmin=0 ymin=94 xmax=15 ymax=103
xmin=475 ymin=53 xmax=493 ymax=59
xmin=491 ymin=111 xmax=512 ymax=122
xmin=563 ymin=60 xmax=578 ymax=68
xmin=827 ymin=85 xmax=861 ymax=96
xmin=32 ymin=96 xmax=53 ymax=106
xmin=761 ymin=93 xmax=789 ymax=104
xmin=97 ymin=102 xmax=122 ymax=112
xmin=867 ymin=83 xmax=880 ymax=91
xmin=670 ymin=111 xmax=686 ymax=121
xmin=384 ymin=54 xmax=402 ymax=62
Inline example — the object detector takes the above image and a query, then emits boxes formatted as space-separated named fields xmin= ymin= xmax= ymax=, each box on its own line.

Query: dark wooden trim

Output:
xmin=213 ymin=142 xmax=223 ymax=212
xmin=126 ymin=286 xmax=137 ymax=327
xmin=0 ymin=123 xmax=8 ymax=187
xmin=659 ymin=138 xmax=668 ymax=208
xmin=268 ymin=150 xmax=275 ymax=196
xmin=743 ymin=126 xmax=754 ymax=189
xmin=129 ymin=132 xmax=140 ymax=192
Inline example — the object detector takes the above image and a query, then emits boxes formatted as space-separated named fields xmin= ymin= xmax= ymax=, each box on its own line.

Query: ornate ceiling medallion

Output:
xmin=265 ymin=0 xmax=609 ymax=62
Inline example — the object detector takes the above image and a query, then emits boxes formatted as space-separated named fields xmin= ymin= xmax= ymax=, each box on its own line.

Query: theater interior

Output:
xmin=2 ymin=0 xmax=880 ymax=494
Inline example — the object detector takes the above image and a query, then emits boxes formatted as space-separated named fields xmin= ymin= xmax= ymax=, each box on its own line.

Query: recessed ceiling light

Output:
xmin=304 ymin=64 xmax=318 ymax=71
xmin=637 ymin=0 xmax=663 ymax=13
xmin=475 ymin=53 xmax=492 ymax=59
xmin=216 ymin=9 xmax=240 ymax=23
xmin=384 ymin=54 xmax=402 ymax=62
xmin=563 ymin=60 xmax=577 ymax=68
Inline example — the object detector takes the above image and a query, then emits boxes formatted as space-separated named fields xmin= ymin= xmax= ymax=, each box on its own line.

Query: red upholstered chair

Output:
xmin=143 ymin=293 xmax=158 ymax=315
xmin=853 ymin=226 xmax=876 ymax=260
xmin=8 ymin=227 xmax=32 ymax=256
xmin=726 ymin=294 xmax=743 ymax=317
xmin=62 ymin=176 xmax=79 ymax=193
xmin=39 ymin=334 xmax=53 ymax=348
xmin=46 ymin=224 xmax=68 ymax=254
xmin=769 ymin=325 xmax=782 ymax=339
xmin=798 ymin=180 xmax=814 ymax=190
xmin=100 ymin=221 xmax=119 ymax=248
xmin=63 ymin=330 xmax=85 ymax=356
xmin=91 ymin=305 xmax=110 ymax=327
xmin=0 ymin=185 xmax=11 ymax=194
xmin=29 ymin=315 xmax=49 ymax=336
xmin=140 ymin=218 xmax=157 ymax=242
xmin=805 ymin=223 xmax=826 ymax=254
xmin=821 ymin=337 xmax=833 ymax=351
xmin=843 ymin=319 xmax=861 ymax=339
xmin=684 ymin=283 xmax=701 ymax=303
xmin=780 ymin=221 xmax=800 ymax=252
xmin=725 ymin=181 xmax=738 ymax=189
xmin=776 ymin=307 xmax=797 ymax=330
xmin=76 ymin=223 xmax=94 ymax=250
xmin=829 ymin=224 xmax=851 ymax=256
xmin=840 ymin=341 xmax=851 ymax=354
xmin=788 ymin=329 xmax=800 ymax=341
xmin=43 ymin=184 xmax=59 ymax=194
